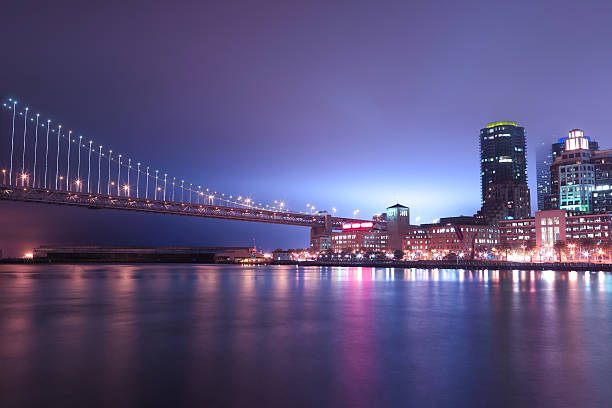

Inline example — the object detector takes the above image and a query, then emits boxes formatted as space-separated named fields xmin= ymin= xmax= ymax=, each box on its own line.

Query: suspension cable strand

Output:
xmin=21 ymin=107 xmax=28 ymax=186
xmin=66 ymin=131 xmax=72 ymax=191
xmin=44 ymin=119 xmax=50 ymax=188
xmin=55 ymin=125 xmax=61 ymax=190
xmin=9 ymin=101 xmax=17 ymax=185
xmin=77 ymin=135 xmax=82 ymax=191
xmin=117 ymin=154 xmax=121 ymax=196
xmin=97 ymin=146 xmax=102 ymax=194
xmin=107 ymin=151 xmax=112 ymax=195
xmin=33 ymin=114 xmax=39 ymax=187
xmin=127 ymin=158 xmax=131 ymax=198
xmin=87 ymin=141 xmax=92 ymax=193
xmin=155 ymin=170 xmax=159 ymax=200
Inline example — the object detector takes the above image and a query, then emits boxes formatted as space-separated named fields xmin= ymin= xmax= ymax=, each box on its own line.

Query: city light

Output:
xmin=3 ymin=96 xmax=612 ymax=267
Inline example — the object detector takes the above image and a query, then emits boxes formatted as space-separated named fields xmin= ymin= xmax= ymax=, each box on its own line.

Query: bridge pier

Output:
xmin=310 ymin=214 xmax=332 ymax=251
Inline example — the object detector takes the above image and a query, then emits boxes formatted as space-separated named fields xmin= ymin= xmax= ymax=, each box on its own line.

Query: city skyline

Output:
xmin=3 ymin=95 xmax=611 ymax=257
xmin=1 ymin=0 xmax=612 ymax=257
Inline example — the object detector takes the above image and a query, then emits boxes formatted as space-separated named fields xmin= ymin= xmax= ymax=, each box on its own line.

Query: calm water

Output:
xmin=1 ymin=265 xmax=612 ymax=408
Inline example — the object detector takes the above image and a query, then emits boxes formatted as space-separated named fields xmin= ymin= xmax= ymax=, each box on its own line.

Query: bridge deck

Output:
xmin=0 ymin=185 xmax=369 ymax=228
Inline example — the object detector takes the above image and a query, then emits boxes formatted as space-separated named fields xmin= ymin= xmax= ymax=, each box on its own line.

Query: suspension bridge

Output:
xmin=0 ymin=97 xmax=375 ymax=248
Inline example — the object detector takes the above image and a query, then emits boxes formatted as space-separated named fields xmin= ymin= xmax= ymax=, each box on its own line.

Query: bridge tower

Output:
xmin=309 ymin=214 xmax=332 ymax=252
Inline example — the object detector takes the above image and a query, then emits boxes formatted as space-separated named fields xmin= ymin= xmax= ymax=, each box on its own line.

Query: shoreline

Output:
xmin=282 ymin=260 xmax=612 ymax=272
xmin=1 ymin=258 xmax=611 ymax=271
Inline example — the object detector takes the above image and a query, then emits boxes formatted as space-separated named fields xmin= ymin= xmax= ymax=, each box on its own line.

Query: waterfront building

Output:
xmin=330 ymin=222 xmax=388 ymax=253
xmin=272 ymin=249 xmax=292 ymax=261
xmin=499 ymin=210 xmax=612 ymax=248
xmin=386 ymin=203 xmax=410 ymax=250
xmin=478 ymin=121 xmax=530 ymax=223
xmin=498 ymin=217 xmax=536 ymax=248
xmin=403 ymin=217 xmax=499 ymax=258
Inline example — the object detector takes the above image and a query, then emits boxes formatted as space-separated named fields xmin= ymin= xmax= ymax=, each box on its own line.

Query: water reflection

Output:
xmin=296 ymin=266 xmax=612 ymax=289
xmin=0 ymin=264 xmax=611 ymax=408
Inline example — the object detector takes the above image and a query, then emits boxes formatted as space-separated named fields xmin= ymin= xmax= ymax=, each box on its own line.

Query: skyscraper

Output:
xmin=536 ymin=141 xmax=552 ymax=211
xmin=540 ymin=132 xmax=598 ymax=210
xmin=550 ymin=129 xmax=594 ymax=212
xmin=477 ymin=121 xmax=530 ymax=223
xmin=479 ymin=121 xmax=528 ymax=203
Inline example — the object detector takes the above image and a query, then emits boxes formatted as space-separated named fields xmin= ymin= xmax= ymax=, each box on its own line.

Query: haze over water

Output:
xmin=1 ymin=265 xmax=611 ymax=407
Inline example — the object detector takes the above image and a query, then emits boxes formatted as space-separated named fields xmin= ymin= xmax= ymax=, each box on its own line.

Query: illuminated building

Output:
xmin=498 ymin=218 xmax=536 ymax=248
xmin=551 ymin=134 xmax=598 ymax=162
xmin=591 ymin=149 xmax=612 ymax=213
xmin=499 ymin=210 xmax=612 ymax=248
xmin=480 ymin=121 xmax=528 ymax=202
xmin=403 ymin=217 xmax=499 ymax=257
xmin=477 ymin=181 xmax=531 ymax=223
xmin=330 ymin=222 xmax=388 ymax=253
xmin=478 ymin=121 xmax=530 ymax=223
xmin=309 ymin=214 xmax=332 ymax=251
xmin=272 ymin=249 xmax=292 ymax=261
xmin=549 ymin=129 xmax=595 ymax=212
xmin=536 ymin=141 xmax=552 ymax=211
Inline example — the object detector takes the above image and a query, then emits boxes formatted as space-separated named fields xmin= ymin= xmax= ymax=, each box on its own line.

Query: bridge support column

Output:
xmin=310 ymin=214 xmax=332 ymax=252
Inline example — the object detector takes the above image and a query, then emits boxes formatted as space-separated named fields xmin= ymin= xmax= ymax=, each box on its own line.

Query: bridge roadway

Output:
xmin=0 ymin=185 xmax=370 ymax=230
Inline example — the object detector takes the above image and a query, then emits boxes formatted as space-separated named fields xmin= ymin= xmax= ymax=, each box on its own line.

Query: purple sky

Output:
xmin=1 ymin=0 xmax=612 ymax=256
